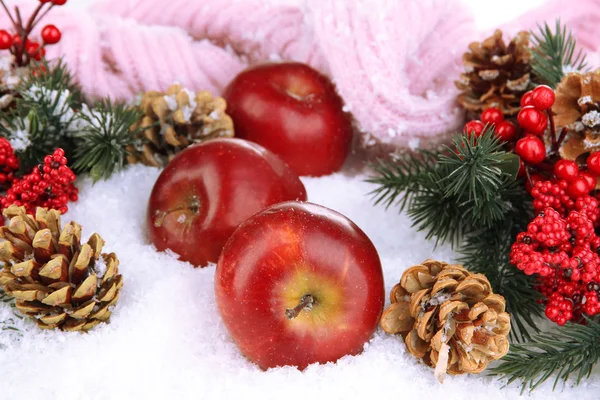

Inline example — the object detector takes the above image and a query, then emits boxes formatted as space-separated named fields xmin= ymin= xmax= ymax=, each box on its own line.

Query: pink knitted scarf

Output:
xmin=13 ymin=0 xmax=600 ymax=149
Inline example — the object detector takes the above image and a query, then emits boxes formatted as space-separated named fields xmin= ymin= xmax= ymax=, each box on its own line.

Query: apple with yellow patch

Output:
xmin=214 ymin=201 xmax=385 ymax=369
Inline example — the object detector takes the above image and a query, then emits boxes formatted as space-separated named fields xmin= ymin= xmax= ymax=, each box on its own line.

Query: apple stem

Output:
xmin=285 ymin=294 xmax=315 ymax=320
xmin=153 ymin=196 xmax=200 ymax=227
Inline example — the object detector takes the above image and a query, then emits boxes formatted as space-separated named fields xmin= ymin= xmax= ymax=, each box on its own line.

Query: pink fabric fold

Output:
xmin=8 ymin=0 xmax=600 ymax=149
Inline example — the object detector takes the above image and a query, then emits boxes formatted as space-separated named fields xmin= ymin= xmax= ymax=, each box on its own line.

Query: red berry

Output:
xmin=580 ymin=171 xmax=597 ymax=191
xmin=0 ymin=30 xmax=12 ymax=50
xmin=516 ymin=136 xmax=546 ymax=164
xmin=52 ymin=0 xmax=67 ymax=4
xmin=526 ymin=173 xmax=544 ymax=193
xmin=531 ymin=85 xmax=556 ymax=110
xmin=554 ymin=160 xmax=579 ymax=182
xmin=568 ymin=177 xmax=591 ymax=198
xmin=481 ymin=108 xmax=504 ymax=125
xmin=41 ymin=25 xmax=61 ymax=45
xmin=520 ymin=91 xmax=534 ymax=107
xmin=26 ymin=42 xmax=45 ymax=61
xmin=518 ymin=106 xmax=548 ymax=135
xmin=463 ymin=120 xmax=485 ymax=137
xmin=587 ymin=152 xmax=600 ymax=176
xmin=495 ymin=121 xmax=517 ymax=142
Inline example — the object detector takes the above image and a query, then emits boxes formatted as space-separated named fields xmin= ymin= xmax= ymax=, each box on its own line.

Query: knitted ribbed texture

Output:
xmin=6 ymin=0 xmax=600 ymax=148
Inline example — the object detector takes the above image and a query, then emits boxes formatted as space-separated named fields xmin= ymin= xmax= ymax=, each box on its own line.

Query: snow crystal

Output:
xmin=94 ymin=256 xmax=107 ymax=279
xmin=506 ymin=78 xmax=529 ymax=92
xmin=9 ymin=127 xmax=31 ymax=151
xmin=180 ymin=89 xmax=197 ymax=124
xmin=563 ymin=64 xmax=580 ymax=74
xmin=408 ymin=138 xmax=420 ymax=150
xmin=24 ymin=84 xmax=76 ymax=128
xmin=427 ymin=292 xmax=451 ymax=306
xmin=582 ymin=110 xmax=600 ymax=127
xmin=163 ymin=94 xmax=178 ymax=112
xmin=578 ymin=96 xmax=593 ymax=106
xmin=479 ymin=70 xmax=499 ymax=81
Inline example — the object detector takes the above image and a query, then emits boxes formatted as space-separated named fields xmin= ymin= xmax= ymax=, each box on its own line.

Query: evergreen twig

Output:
xmin=530 ymin=20 xmax=587 ymax=88
xmin=368 ymin=129 xmax=522 ymax=246
xmin=490 ymin=318 xmax=600 ymax=393
xmin=71 ymin=100 xmax=144 ymax=182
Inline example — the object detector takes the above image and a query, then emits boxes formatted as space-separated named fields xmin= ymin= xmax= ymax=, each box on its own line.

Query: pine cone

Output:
xmin=0 ymin=206 xmax=123 ymax=331
xmin=456 ymin=30 xmax=531 ymax=117
xmin=127 ymin=84 xmax=234 ymax=167
xmin=380 ymin=260 xmax=510 ymax=382
xmin=553 ymin=70 xmax=600 ymax=164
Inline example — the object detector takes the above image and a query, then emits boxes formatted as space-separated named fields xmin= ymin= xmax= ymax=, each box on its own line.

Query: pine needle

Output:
xmin=490 ymin=319 xmax=600 ymax=392
xmin=530 ymin=20 xmax=588 ymax=88
xmin=71 ymin=100 xmax=144 ymax=182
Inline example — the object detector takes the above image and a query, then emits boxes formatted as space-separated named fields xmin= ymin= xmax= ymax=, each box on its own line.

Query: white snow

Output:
xmin=1 ymin=165 xmax=599 ymax=399
xmin=9 ymin=125 xmax=31 ymax=151
xmin=582 ymin=111 xmax=600 ymax=127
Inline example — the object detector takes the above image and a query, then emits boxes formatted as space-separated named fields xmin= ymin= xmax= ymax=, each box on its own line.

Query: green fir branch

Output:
xmin=366 ymin=149 xmax=439 ymax=212
xmin=19 ymin=59 xmax=85 ymax=107
xmin=71 ymin=100 xmax=144 ymax=182
xmin=367 ymin=129 xmax=524 ymax=247
xmin=0 ymin=60 xmax=85 ymax=173
xmin=530 ymin=20 xmax=588 ymax=88
xmin=491 ymin=318 xmax=600 ymax=392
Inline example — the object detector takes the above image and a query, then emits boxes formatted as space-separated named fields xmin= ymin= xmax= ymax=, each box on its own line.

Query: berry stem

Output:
xmin=24 ymin=3 xmax=45 ymax=36
xmin=0 ymin=1 xmax=17 ymax=32
xmin=285 ymin=295 xmax=315 ymax=320
xmin=524 ymin=166 xmax=534 ymax=188
xmin=30 ymin=4 xmax=55 ymax=32
xmin=14 ymin=6 xmax=26 ymax=66
xmin=556 ymin=127 xmax=569 ymax=150
xmin=547 ymin=109 xmax=557 ymax=152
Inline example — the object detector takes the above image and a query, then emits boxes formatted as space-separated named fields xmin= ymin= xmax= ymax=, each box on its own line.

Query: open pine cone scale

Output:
xmin=0 ymin=206 xmax=122 ymax=331
xmin=456 ymin=30 xmax=531 ymax=117
xmin=128 ymin=84 xmax=234 ymax=167
xmin=380 ymin=260 xmax=510 ymax=378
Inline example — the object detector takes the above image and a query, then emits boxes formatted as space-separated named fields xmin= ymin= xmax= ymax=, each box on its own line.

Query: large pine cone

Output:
xmin=456 ymin=30 xmax=531 ymax=117
xmin=380 ymin=260 xmax=510 ymax=380
xmin=553 ymin=70 xmax=600 ymax=164
xmin=0 ymin=206 xmax=123 ymax=331
xmin=127 ymin=84 xmax=234 ymax=167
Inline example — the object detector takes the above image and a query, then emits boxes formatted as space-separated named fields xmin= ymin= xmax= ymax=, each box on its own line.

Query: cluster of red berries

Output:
xmin=513 ymin=85 xmax=555 ymax=165
xmin=0 ymin=1 xmax=66 ymax=66
xmin=530 ymin=179 xmax=600 ymax=225
xmin=510 ymin=208 xmax=600 ymax=325
xmin=0 ymin=138 xmax=19 ymax=188
xmin=0 ymin=148 xmax=78 ymax=215
xmin=463 ymin=108 xmax=517 ymax=142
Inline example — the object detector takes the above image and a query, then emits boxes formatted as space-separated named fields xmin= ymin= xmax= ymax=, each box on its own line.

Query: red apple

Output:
xmin=215 ymin=201 xmax=385 ymax=370
xmin=223 ymin=62 xmax=353 ymax=177
xmin=147 ymin=138 xmax=307 ymax=267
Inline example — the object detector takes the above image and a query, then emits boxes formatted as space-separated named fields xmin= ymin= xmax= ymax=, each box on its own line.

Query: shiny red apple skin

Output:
xmin=147 ymin=138 xmax=307 ymax=267
xmin=223 ymin=62 xmax=353 ymax=177
xmin=215 ymin=201 xmax=385 ymax=370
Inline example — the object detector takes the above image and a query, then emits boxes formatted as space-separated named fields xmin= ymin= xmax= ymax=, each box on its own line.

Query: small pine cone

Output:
xmin=127 ymin=84 xmax=235 ymax=167
xmin=455 ymin=30 xmax=531 ymax=118
xmin=553 ymin=70 xmax=600 ymax=165
xmin=380 ymin=260 xmax=510 ymax=381
xmin=0 ymin=206 xmax=123 ymax=331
